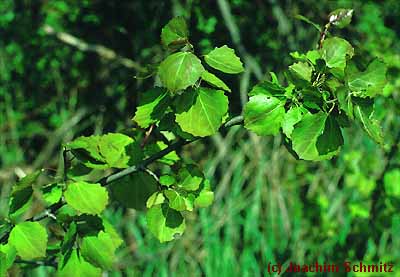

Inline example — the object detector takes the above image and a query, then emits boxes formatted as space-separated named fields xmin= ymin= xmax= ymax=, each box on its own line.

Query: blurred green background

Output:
xmin=1 ymin=0 xmax=400 ymax=276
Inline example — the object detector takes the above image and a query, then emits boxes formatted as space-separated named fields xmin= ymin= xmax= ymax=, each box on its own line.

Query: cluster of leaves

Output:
xmin=244 ymin=9 xmax=387 ymax=160
xmin=0 ymin=10 xmax=387 ymax=275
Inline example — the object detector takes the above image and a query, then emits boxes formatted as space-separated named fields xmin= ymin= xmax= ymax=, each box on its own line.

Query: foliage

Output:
xmin=0 ymin=1 xmax=398 ymax=275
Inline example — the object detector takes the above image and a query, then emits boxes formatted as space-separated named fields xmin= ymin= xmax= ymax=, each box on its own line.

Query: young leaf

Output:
xmin=316 ymin=115 xmax=344 ymax=155
xmin=353 ymin=101 xmax=384 ymax=144
xmin=204 ymin=45 xmax=244 ymax=74
xmin=244 ymin=95 xmax=285 ymax=136
xmin=282 ymin=106 xmax=304 ymax=139
xmin=201 ymin=71 xmax=231 ymax=92
xmin=329 ymin=9 xmax=353 ymax=29
xmin=175 ymin=88 xmax=228 ymax=137
xmin=177 ymin=165 xmax=204 ymax=191
xmin=193 ymin=179 xmax=214 ymax=208
xmin=161 ymin=17 xmax=189 ymax=48
xmin=146 ymin=192 xmax=165 ymax=208
xmin=110 ymin=172 xmax=158 ymax=211
xmin=158 ymin=52 xmax=204 ymax=92
xmin=64 ymin=182 xmax=108 ymax=215
xmin=67 ymin=134 xmax=134 ymax=169
xmin=98 ymin=134 xmax=134 ymax=168
xmin=321 ymin=37 xmax=354 ymax=75
xmin=80 ymin=231 xmax=116 ymax=270
xmin=289 ymin=62 xmax=313 ymax=82
xmin=346 ymin=59 xmax=387 ymax=97
xmin=291 ymin=112 xmax=329 ymax=160
xmin=8 ymin=222 xmax=48 ymax=260
xmin=57 ymin=249 xmax=101 ymax=277
xmin=159 ymin=175 xmax=176 ymax=187
xmin=164 ymin=189 xmax=193 ymax=211
xmin=146 ymin=204 xmax=186 ymax=243
xmin=132 ymin=87 xmax=170 ymax=128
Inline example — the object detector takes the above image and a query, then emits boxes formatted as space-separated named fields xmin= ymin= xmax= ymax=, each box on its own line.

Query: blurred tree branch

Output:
xmin=43 ymin=25 xmax=146 ymax=73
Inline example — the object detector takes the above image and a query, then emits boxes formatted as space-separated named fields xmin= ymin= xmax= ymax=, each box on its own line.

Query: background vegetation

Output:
xmin=1 ymin=0 xmax=400 ymax=276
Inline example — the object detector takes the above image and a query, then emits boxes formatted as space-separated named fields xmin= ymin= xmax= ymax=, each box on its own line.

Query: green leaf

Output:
xmin=165 ymin=189 xmax=193 ymax=211
xmin=161 ymin=17 xmax=189 ymax=48
xmin=81 ymin=231 xmax=116 ymax=270
xmin=57 ymin=249 xmax=101 ymax=277
xmin=178 ymin=165 xmax=204 ymax=191
xmin=110 ymin=172 xmax=158 ymax=211
xmin=336 ymin=87 xmax=353 ymax=119
xmin=204 ymin=45 xmax=244 ymax=74
xmin=282 ymin=106 xmax=304 ymax=138
xmin=194 ymin=179 xmax=214 ymax=208
xmin=291 ymin=112 xmax=329 ymax=160
xmin=146 ymin=204 xmax=186 ymax=243
xmin=316 ymin=116 xmax=344 ymax=155
xmin=346 ymin=59 xmax=387 ymax=97
xmin=64 ymin=182 xmax=108 ymax=215
xmin=353 ymin=101 xmax=384 ymax=144
xmin=329 ymin=9 xmax=353 ymax=29
xmin=158 ymin=52 xmax=204 ymax=92
xmin=159 ymin=175 xmax=176 ymax=187
xmin=98 ymin=134 xmax=134 ymax=168
xmin=289 ymin=62 xmax=313 ymax=82
xmin=67 ymin=134 xmax=134 ymax=169
xmin=133 ymin=87 xmax=170 ymax=128
xmin=41 ymin=183 xmax=62 ymax=206
xmin=146 ymin=192 xmax=165 ymax=208
xmin=244 ymin=95 xmax=285 ymax=136
xmin=8 ymin=222 xmax=48 ymax=260
xmin=321 ymin=37 xmax=353 ymax=75
xmin=0 ymin=244 xmax=16 ymax=270
xmin=175 ymin=88 xmax=228 ymax=137
xmin=201 ymin=71 xmax=231 ymax=92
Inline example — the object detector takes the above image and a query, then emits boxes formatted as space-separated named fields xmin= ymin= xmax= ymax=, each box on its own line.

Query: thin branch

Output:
xmin=98 ymin=115 xmax=244 ymax=186
xmin=43 ymin=25 xmax=146 ymax=72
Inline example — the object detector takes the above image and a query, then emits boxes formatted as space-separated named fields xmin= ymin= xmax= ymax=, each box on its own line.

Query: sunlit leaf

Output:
xmin=175 ymin=88 xmax=228 ymax=137
xmin=146 ymin=204 xmax=186 ymax=243
xmin=158 ymin=52 xmax=204 ymax=92
xmin=204 ymin=45 xmax=244 ymax=74
xmin=244 ymin=95 xmax=285 ymax=136
xmin=8 ymin=222 xmax=48 ymax=260
xmin=201 ymin=71 xmax=231 ymax=92
xmin=64 ymin=182 xmax=108 ymax=215
xmin=133 ymin=87 xmax=170 ymax=128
